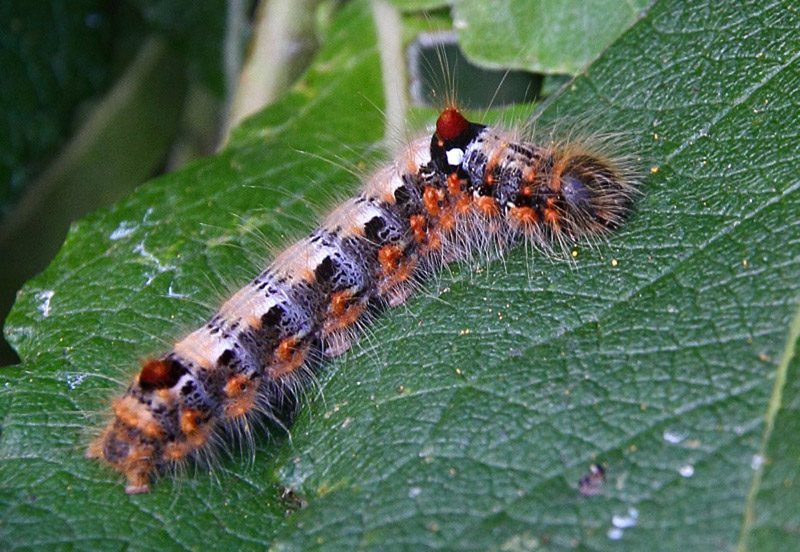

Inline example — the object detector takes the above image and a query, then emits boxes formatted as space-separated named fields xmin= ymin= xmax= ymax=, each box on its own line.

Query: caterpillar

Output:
xmin=86 ymin=105 xmax=637 ymax=494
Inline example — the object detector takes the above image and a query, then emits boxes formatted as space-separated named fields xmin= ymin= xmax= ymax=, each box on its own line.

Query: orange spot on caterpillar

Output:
xmin=224 ymin=374 xmax=251 ymax=399
xmin=409 ymin=215 xmax=427 ymax=243
xmin=475 ymin=196 xmax=500 ymax=217
xmin=456 ymin=196 xmax=472 ymax=214
xmin=276 ymin=337 xmax=299 ymax=363
xmin=377 ymin=244 xmax=416 ymax=298
xmin=180 ymin=408 xmax=203 ymax=435
xmin=323 ymin=291 xmax=367 ymax=336
xmin=544 ymin=207 xmax=560 ymax=227
xmin=509 ymin=206 xmax=539 ymax=226
xmin=393 ymin=257 xmax=415 ymax=283
xmin=270 ymin=337 xmax=309 ymax=378
xmin=427 ymin=230 xmax=442 ymax=251
xmin=113 ymin=396 xmax=163 ymax=439
xmin=439 ymin=210 xmax=456 ymax=232
xmin=164 ymin=442 xmax=190 ymax=461
xmin=329 ymin=290 xmax=350 ymax=318
xmin=435 ymin=107 xmax=469 ymax=141
xmin=339 ymin=302 xmax=366 ymax=327
xmin=378 ymin=244 xmax=403 ymax=272
xmin=225 ymin=391 xmax=257 ymax=418
xmin=447 ymin=173 xmax=463 ymax=196
xmin=423 ymin=186 xmax=445 ymax=217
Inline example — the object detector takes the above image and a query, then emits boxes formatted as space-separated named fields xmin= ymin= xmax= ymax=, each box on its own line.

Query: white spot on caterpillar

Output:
xmin=36 ymin=290 xmax=54 ymax=318
xmin=446 ymin=147 xmax=464 ymax=166
xmin=679 ymin=464 xmax=695 ymax=478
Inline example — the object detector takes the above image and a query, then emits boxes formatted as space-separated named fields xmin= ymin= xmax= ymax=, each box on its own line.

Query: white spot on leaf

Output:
xmin=66 ymin=374 xmax=86 ymax=390
xmin=663 ymin=430 xmax=685 ymax=444
xmin=110 ymin=221 xmax=138 ymax=240
xmin=35 ymin=290 xmax=54 ymax=318
xmin=612 ymin=508 xmax=639 ymax=529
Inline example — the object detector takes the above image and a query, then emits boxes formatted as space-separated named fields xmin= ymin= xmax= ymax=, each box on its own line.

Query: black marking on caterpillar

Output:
xmin=86 ymin=106 xmax=638 ymax=494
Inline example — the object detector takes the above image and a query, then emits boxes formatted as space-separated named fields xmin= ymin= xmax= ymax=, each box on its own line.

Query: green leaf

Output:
xmin=743 ymin=311 xmax=800 ymax=549
xmin=3 ymin=1 xmax=800 ymax=551
xmin=0 ymin=1 xmax=113 ymax=216
xmin=129 ymin=0 xmax=229 ymax=96
xmin=452 ymin=0 xmax=651 ymax=74
xmin=390 ymin=0 xmax=649 ymax=75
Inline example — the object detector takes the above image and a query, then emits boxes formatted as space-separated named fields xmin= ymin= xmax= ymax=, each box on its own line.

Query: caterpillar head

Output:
xmin=430 ymin=107 xmax=485 ymax=174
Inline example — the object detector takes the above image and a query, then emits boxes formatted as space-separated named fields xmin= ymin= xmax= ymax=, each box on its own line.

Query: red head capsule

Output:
xmin=436 ymin=107 xmax=470 ymax=142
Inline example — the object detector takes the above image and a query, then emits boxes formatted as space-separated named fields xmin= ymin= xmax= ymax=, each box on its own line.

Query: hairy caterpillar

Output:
xmin=87 ymin=105 xmax=637 ymax=494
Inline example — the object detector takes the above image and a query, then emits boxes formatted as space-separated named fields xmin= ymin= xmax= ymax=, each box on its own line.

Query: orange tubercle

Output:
xmin=409 ymin=215 xmax=427 ymax=243
xmin=323 ymin=291 xmax=366 ymax=335
xmin=270 ymin=337 xmax=309 ymax=378
xmin=180 ymin=408 xmax=203 ymax=434
xmin=447 ymin=173 xmax=463 ymax=196
xmin=544 ymin=207 xmax=560 ymax=227
xmin=328 ymin=290 xmax=351 ymax=318
xmin=113 ymin=396 xmax=163 ymax=439
xmin=439 ymin=211 xmax=456 ymax=232
xmin=224 ymin=374 xmax=251 ymax=399
xmin=456 ymin=196 xmax=472 ymax=214
xmin=378 ymin=244 xmax=403 ymax=273
xmin=423 ymin=186 xmax=445 ymax=217
xmin=509 ymin=206 xmax=539 ymax=226
xmin=522 ymin=166 xmax=536 ymax=184
xmin=475 ymin=196 xmax=500 ymax=217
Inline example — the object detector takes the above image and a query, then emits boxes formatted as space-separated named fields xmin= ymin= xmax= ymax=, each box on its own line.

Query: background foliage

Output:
xmin=2 ymin=0 xmax=799 ymax=550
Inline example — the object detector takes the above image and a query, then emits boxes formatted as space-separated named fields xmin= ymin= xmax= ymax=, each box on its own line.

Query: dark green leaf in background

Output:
xmin=0 ymin=0 xmax=231 ymax=367
xmin=129 ymin=0 xmax=230 ymax=96
xmin=2 ymin=0 xmax=800 ymax=551
xmin=0 ymin=0 xmax=113 ymax=216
